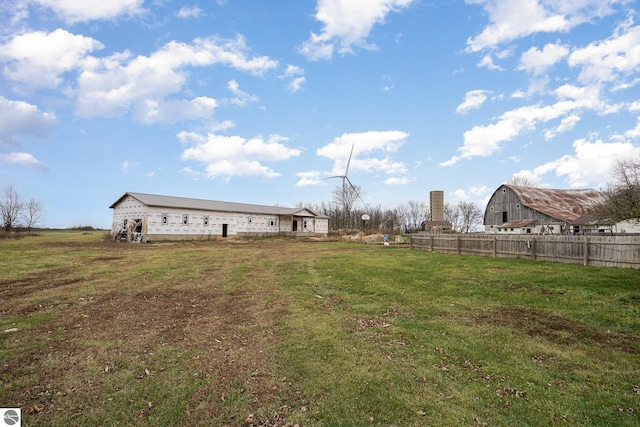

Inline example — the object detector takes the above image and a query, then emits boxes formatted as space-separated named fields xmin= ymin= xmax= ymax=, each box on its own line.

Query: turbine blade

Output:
xmin=346 ymin=177 xmax=367 ymax=206
xmin=345 ymin=143 xmax=355 ymax=176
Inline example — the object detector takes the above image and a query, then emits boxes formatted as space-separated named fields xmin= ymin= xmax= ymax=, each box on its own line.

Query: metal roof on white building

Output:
xmin=110 ymin=192 xmax=326 ymax=218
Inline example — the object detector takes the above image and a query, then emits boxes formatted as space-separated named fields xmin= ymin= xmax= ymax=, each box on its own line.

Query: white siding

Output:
xmin=615 ymin=220 xmax=640 ymax=234
xmin=145 ymin=208 xmax=284 ymax=237
xmin=111 ymin=196 xmax=146 ymax=235
xmin=111 ymin=195 xmax=329 ymax=241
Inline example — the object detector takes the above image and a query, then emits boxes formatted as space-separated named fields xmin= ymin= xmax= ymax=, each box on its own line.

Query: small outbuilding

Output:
xmin=484 ymin=185 xmax=607 ymax=235
xmin=421 ymin=220 xmax=452 ymax=233
xmin=110 ymin=192 xmax=329 ymax=242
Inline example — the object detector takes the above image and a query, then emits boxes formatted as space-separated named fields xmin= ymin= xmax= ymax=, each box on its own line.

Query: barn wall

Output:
xmin=484 ymin=186 xmax=562 ymax=227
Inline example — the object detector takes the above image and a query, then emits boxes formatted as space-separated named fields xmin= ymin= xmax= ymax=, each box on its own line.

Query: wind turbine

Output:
xmin=325 ymin=143 xmax=367 ymax=207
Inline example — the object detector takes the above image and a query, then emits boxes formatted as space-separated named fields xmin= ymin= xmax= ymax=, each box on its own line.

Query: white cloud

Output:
xmin=466 ymin=0 xmax=620 ymax=52
xmin=0 ymin=152 xmax=47 ymax=170
xmin=517 ymin=76 xmax=551 ymax=98
xmin=0 ymin=29 xmax=104 ymax=89
xmin=452 ymin=186 xmax=490 ymax=202
xmin=384 ymin=176 xmax=411 ymax=185
xmin=224 ymin=80 xmax=259 ymax=107
xmin=181 ymin=166 xmax=202 ymax=180
xmin=470 ymin=185 xmax=490 ymax=196
xmin=456 ymin=90 xmax=491 ymax=113
xmin=441 ymin=103 xmax=568 ymax=166
xmin=179 ymin=133 xmax=301 ymax=179
xmin=518 ymin=42 xmax=569 ymax=75
xmin=31 ymin=0 xmax=145 ymax=23
xmin=0 ymin=96 xmax=56 ymax=148
xmin=299 ymin=0 xmax=415 ymax=60
xmin=317 ymin=130 xmax=409 ymax=176
xmin=76 ymin=36 xmax=277 ymax=121
xmin=288 ymin=77 xmax=306 ymax=93
xmin=295 ymin=171 xmax=325 ymax=187
xmin=477 ymin=54 xmax=503 ymax=70
xmin=281 ymin=65 xmax=306 ymax=93
xmin=544 ymin=113 xmax=580 ymax=140
xmin=531 ymin=137 xmax=640 ymax=187
xmin=612 ymin=116 xmax=640 ymax=140
xmin=176 ymin=5 xmax=203 ymax=19
xmin=121 ymin=160 xmax=138 ymax=172
xmin=508 ymin=169 xmax=542 ymax=186
xmin=568 ymin=22 xmax=640 ymax=85
xmin=442 ymin=83 xmax=612 ymax=166
xmin=135 ymin=97 xmax=217 ymax=124
xmin=452 ymin=189 xmax=469 ymax=201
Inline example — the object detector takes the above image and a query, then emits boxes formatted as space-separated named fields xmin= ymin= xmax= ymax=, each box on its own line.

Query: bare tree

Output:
xmin=22 ymin=198 xmax=43 ymax=234
xmin=444 ymin=202 xmax=462 ymax=232
xmin=506 ymin=175 xmax=538 ymax=187
xmin=457 ymin=201 xmax=483 ymax=233
xmin=395 ymin=203 xmax=410 ymax=232
xmin=0 ymin=186 xmax=24 ymax=232
xmin=406 ymin=200 xmax=428 ymax=230
xmin=331 ymin=183 xmax=365 ymax=229
xmin=594 ymin=159 xmax=640 ymax=222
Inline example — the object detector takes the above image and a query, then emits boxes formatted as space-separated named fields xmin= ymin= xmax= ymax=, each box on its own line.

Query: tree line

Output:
xmin=0 ymin=186 xmax=43 ymax=235
xmin=2 ymin=159 xmax=636 ymax=236
xmin=593 ymin=159 xmax=640 ymax=223
xmin=302 ymin=158 xmax=640 ymax=235
xmin=299 ymin=183 xmax=484 ymax=233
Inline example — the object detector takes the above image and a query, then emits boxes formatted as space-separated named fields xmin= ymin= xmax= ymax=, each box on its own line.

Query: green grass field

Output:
xmin=1 ymin=232 xmax=638 ymax=426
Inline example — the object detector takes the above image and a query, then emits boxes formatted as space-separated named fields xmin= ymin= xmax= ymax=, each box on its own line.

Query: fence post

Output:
xmin=493 ymin=235 xmax=497 ymax=257
xmin=430 ymin=236 xmax=434 ymax=252
xmin=583 ymin=236 xmax=588 ymax=266
xmin=410 ymin=234 xmax=413 ymax=250
xmin=531 ymin=237 xmax=536 ymax=261
xmin=457 ymin=235 xmax=461 ymax=255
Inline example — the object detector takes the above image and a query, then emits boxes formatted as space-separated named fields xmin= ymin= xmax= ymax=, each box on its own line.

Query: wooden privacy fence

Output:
xmin=409 ymin=234 xmax=640 ymax=269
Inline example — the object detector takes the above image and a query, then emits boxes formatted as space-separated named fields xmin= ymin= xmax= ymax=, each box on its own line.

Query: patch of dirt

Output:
xmin=475 ymin=306 xmax=639 ymax=354
xmin=0 ymin=268 xmax=84 ymax=300
xmin=1 ymin=239 xmax=347 ymax=425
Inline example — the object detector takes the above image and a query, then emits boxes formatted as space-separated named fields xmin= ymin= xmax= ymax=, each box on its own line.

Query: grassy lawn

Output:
xmin=0 ymin=232 xmax=638 ymax=426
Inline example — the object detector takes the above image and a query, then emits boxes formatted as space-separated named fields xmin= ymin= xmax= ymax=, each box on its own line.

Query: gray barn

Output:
xmin=484 ymin=185 xmax=606 ymax=235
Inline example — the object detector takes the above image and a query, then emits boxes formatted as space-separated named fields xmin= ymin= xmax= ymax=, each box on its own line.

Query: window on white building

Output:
xmin=161 ymin=214 xmax=168 ymax=225
xmin=182 ymin=214 xmax=188 ymax=225
xmin=203 ymin=216 xmax=209 ymax=226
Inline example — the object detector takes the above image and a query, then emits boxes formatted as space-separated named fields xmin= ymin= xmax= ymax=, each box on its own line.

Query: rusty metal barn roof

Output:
xmin=506 ymin=185 xmax=606 ymax=222
xmin=110 ymin=192 xmax=326 ymax=218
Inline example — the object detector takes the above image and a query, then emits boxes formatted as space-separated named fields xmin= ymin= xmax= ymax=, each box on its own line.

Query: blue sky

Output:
xmin=1 ymin=0 xmax=639 ymax=228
